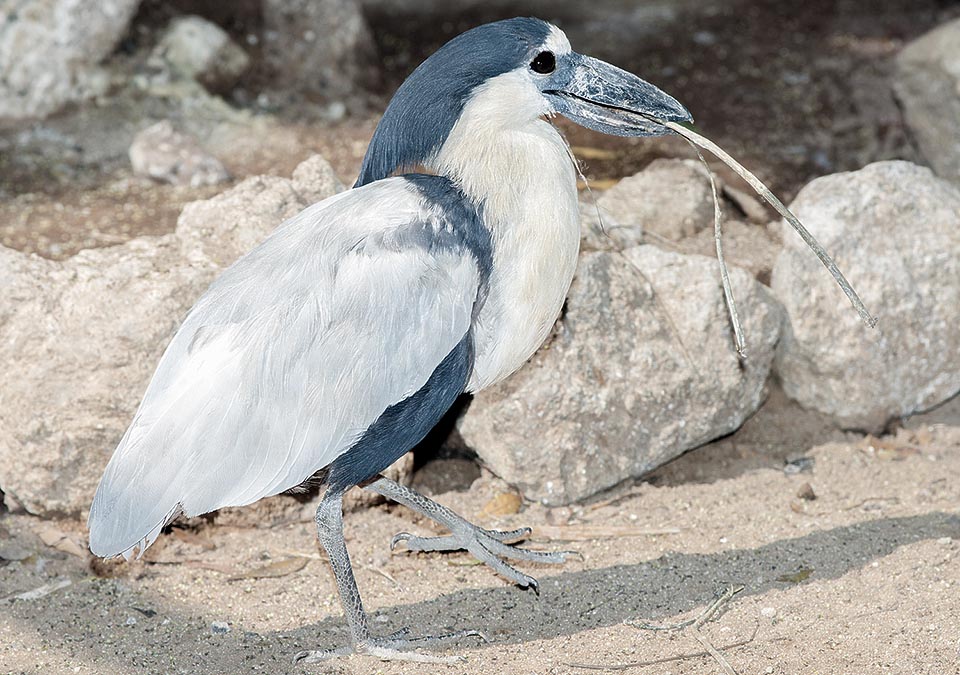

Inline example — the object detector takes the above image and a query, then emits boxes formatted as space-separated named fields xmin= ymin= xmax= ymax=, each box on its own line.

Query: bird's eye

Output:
xmin=530 ymin=51 xmax=556 ymax=74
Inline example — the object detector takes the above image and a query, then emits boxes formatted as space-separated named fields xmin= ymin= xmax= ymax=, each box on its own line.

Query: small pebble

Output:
xmin=937 ymin=537 xmax=952 ymax=546
xmin=211 ymin=621 xmax=230 ymax=634
xmin=125 ymin=616 xmax=137 ymax=626
xmin=760 ymin=606 xmax=776 ymax=618
xmin=796 ymin=482 xmax=817 ymax=501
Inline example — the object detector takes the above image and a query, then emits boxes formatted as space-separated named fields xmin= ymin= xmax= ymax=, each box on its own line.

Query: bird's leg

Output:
xmin=365 ymin=476 xmax=571 ymax=592
xmin=293 ymin=488 xmax=485 ymax=664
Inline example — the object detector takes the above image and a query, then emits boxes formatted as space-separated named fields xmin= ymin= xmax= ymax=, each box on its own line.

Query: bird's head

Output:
xmin=356 ymin=17 xmax=692 ymax=187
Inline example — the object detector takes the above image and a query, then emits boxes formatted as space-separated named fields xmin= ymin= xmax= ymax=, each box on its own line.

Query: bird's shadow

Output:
xmin=272 ymin=511 xmax=960 ymax=652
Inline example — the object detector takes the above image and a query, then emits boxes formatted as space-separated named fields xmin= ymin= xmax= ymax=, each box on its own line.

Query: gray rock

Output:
xmin=459 ymin=246 xmax=783 ymax=505
xmin=596 ymin=159 xmax=716 ymax=242
xmin=0 ymin=156 xmax=343 ymax=518
xmin=177 ymin=154 xmax=344 ymax=268
xmin=772 ymin=161 xmax=960 ymax=431
xmin=150 ymin=15 xmax=250 ymax=92
xmin=129 ymin=121 xmax=231 ymax=187
xmin=579 ymin=201 xmax=639 ymax=252
xmin=0 ymin=0 xmax=140 ymax=121
xmin=893 ymin=18 xmax=960 ymax=185
xmin=0 ymin=237 xmax=213 ymax=517
xmin=262 ymin=0 xmax=378 ymax=101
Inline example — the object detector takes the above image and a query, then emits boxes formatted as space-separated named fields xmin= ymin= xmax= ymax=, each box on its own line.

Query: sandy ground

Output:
xmin=2 ymin=390 xmax=959 ymax=675
xmin=3 ymin=3 xmax=960 ymax=674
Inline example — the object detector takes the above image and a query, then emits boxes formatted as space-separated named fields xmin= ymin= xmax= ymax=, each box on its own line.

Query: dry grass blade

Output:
xmin=664 ymin=121 xmax=878 ymax=330
xmin=687 ymin=141 xmax=746 ymax=359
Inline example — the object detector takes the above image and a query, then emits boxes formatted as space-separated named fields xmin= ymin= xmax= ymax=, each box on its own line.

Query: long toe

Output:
xmin=391 ymin=532 xmax=462 ymax=553
xmin=389 ymin=521 xmax=573 ymax=588
xmin=293 ymin=644 xmax=353 ymax=663
xmin=361 ymin=629 xmax=487 ymax=663
xmin=484 ymin=526 xmax=532 ymax=544
xmin=481 ymin=536 xmax=570 ymax=564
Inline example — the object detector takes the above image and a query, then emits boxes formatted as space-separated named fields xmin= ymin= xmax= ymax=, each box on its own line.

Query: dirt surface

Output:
xmin=4 ymin=1 xmax=960 ymax=673
xmin=2 ymin=390 xmax=959 ymax=674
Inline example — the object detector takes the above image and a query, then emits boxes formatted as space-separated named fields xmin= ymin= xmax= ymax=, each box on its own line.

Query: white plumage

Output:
xmin=88 ymin=178 xmax=481 ymax=558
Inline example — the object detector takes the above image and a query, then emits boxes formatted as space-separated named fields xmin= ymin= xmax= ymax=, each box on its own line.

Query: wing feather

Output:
xmin=88 ymin=178 xmax=482 ymax=558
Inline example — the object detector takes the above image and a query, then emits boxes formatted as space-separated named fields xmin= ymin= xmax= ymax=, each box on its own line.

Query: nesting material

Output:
xmin=663 ymin=121 xmax=878 ymax=357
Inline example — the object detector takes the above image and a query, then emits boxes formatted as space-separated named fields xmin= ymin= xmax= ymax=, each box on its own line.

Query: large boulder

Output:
xmin=583 ymin=160 xmax=782 ymax=284
xmin=0 ymin=156 xmax=342 ymax=517
xmin=261 ymin=0 xmax=378 ymax=102
xmin=0 ymin=0 xmax=140 ymax=122
xmin=893 ymin=18 xmax=960 ymax=185
xmin=176 ymin=154 xmax=343 ymax=267
xmin=772 ymin=161 xmax=960 ymax=431
xmin=148 ymin=15 xmax=250 ymax=93
xmin=129 ymin=120 xmax=231 ymax=187
xmin=595 ymin=158 xmax=715 ymax=242
xmin=0 ymin=237 xmax=211 ymax=517
xmin=459 ymin=246 xmax=783 ymax=505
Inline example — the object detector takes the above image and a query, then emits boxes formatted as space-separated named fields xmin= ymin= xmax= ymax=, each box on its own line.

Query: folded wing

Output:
xmin=88 ymin=177 xmax=485 ymax=558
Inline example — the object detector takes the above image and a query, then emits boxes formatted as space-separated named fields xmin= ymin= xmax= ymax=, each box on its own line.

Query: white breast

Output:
xmin=432 ymin=70 xmax=581 ymax=392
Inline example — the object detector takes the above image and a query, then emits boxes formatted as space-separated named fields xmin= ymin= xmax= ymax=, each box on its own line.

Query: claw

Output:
xmin=390 ymin=532 xmax=413 ymax=550
xmin=487 ymin=526 xmax=532 ymax=543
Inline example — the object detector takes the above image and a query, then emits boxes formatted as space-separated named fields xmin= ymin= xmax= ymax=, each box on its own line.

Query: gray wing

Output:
xmin=88 ymin=178 xmax=483 ymax=558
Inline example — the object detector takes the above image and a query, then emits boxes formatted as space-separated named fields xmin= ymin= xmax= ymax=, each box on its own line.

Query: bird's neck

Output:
xmin=431 ymin=111 xmax=582 ymax=390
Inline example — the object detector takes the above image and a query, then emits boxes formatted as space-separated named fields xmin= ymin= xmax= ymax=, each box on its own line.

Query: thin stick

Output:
xmin=564 ymin=621 xmax=759 ymax=672
xmin=628 ymin=585 xmax=743 ymax=631
xmin=688 ymin=142 xmax=746 ymax=358
xmin=664 ymin=121 xmax=878 ymax=329
xmin=624 ymin=585 xmax=745 ymax=675
xmin=694 ymin=632 xmax=738 ymax=675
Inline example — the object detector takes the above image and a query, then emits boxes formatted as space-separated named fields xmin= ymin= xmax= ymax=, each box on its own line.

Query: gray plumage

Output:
xmin=89 ymin=177 xmax=487 ymax=558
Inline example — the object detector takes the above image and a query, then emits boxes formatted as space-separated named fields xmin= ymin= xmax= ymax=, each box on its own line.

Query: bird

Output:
xmin=88 ymin=16 xmax=691 ymax=662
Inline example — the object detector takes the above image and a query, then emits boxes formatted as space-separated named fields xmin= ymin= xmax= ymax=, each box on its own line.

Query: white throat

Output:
xmin=431 ymin=69 xmax=581 ymax=391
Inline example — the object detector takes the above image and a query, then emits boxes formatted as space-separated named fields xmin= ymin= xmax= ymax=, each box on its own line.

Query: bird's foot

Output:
xmin=293 ymin=628 xmax=487 ymax=664
xmin=391 ymin=524 xmax=571 ymax=591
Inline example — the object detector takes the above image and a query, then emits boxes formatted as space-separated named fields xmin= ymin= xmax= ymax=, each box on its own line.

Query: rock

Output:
xmin=772 ymin=161 xmax=960 ymax=431
xmin=0 ymin=0 xmax=140 ymax=121
xmin=459 ymin=246 xmax=783 ymax=505
xmin=893 ymin=18 xmax=960 ymax=185
xmin=261 ymin=0 xmax=378 ymax=101
xmin=149 ymin=15 xmax=250 ymax=92
xmin=0 ymin=155 xmax=343 ymax=518
xmin=129 ymin=121 xmax=231 ymax=187
xmin=596 ymin=159 xmax=716 ymax=242
xmin=177 ymin=154 xmax=344 ymax=268
xmin=682 ymin=219 xmax=782 ymax=284
xmin=0 ymin=237 xmax=213 ymax=517
xmin=579 ymin=201 xmax=640 ymax=252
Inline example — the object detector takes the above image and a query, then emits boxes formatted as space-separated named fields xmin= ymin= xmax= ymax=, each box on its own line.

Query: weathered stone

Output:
xmin=176 ymin=154 xmax=343 ymax=268
xmin=149 ymin=15 xmax=250 ymax=92
xmin=596 ymin=159 xmax=715 ymax=242
xmin=261 ymin=0 xmax=378 ymax=101
xmin=129 ymin=121 xmax=231 ymax=187
xmin=0 ymin=238 xmax=212 ymax=517
xmin=459 ymin=246 xmax=783 ymax=505
xmin=773 ymin=161 xmax=960 ymax=432
xmin=682 ymin=219 xmax=782 ymax=284
xmin=0 ymin=155 xmax=343 ymax=517
xmin=0 ymin=0 xmax=140 ymax=121
xmin=893 ymin=18 xmax=960 ymax=185
xmin=579 ymin=200 xmax=639 ymax=252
